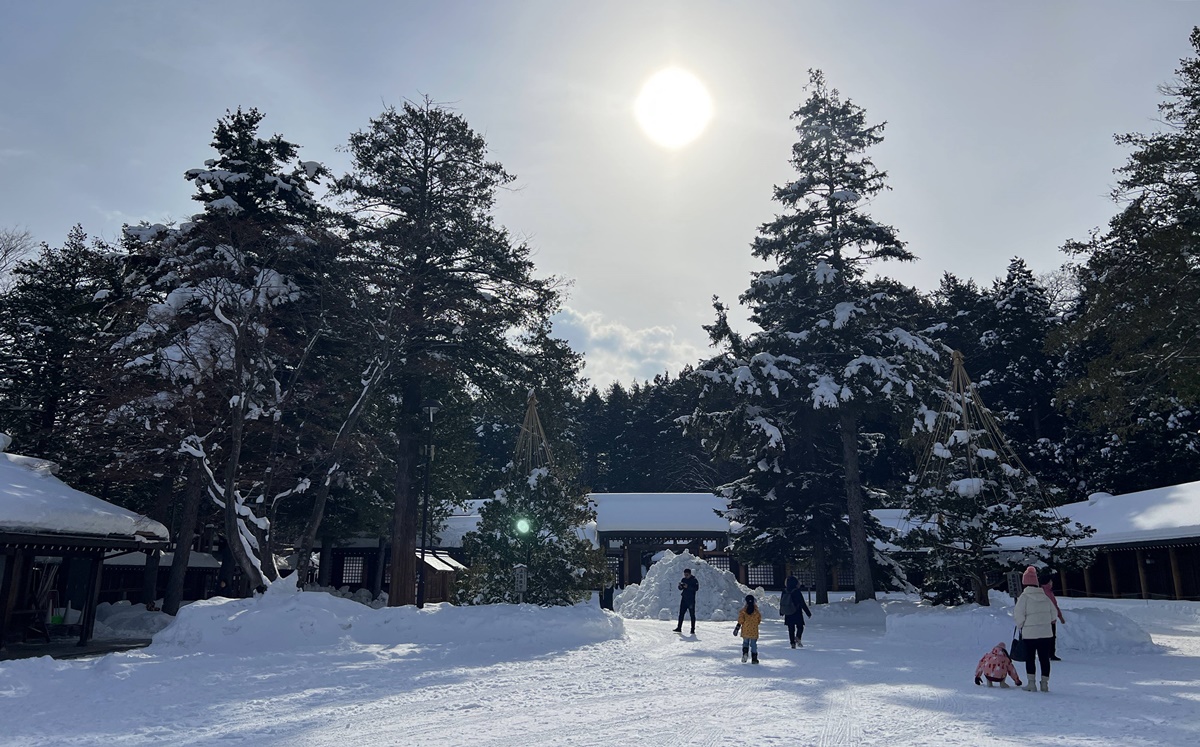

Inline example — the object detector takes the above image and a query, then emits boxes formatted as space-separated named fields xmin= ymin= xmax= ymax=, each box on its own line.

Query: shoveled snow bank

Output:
xmin=150 ymin=580 xmax=624 ymax=656
xmin=614 ymin=551 xmax=776 ymax=622
xmin=93 ymin=601 xmax=174 ymax=640
xmin=881 ymin=596 xmax=1158 ymax=654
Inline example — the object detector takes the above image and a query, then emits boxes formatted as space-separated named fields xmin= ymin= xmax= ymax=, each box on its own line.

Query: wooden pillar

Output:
xmin=1083 ymin=562 xmax=1094 ymax=597
xmin=831 ymin=564 xmax=840 ymax=592
xmin=1106 ymin=551 xmax=1120 ymax=598
xmin=1058 ymin=570 xmax=1068 ymax=597
xmin=0 ymin=551 xmax=24 ymax=651
xmin=1135 ymin=548 xmax=1149 ymax=600
xmin=78 ymin=553 xmax=105 ymax=647
xmin=623 ymin=545 xmax=636 ymax=586
xmin=1169 ymin=547 xmax=1184 ymax=601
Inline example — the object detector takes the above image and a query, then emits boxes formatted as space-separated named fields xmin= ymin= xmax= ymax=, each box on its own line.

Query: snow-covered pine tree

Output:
xmin=1054 ymin=28 xmax=1200 ymax=494
xmin=976 ymin=259 xmax=1062 ymax=478
xmin=457 ymin=392 xmax=608 ymax=606
xmin=113 ymin=108 xmax=332 ymax=590
xmin=902 ymin=352 xmax=1092 ymax=605
xmin=691 ymin=70 xmax=941 ymax=602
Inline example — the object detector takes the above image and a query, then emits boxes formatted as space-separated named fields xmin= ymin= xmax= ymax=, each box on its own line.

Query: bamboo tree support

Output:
xmin=1169 ymin=547 xmax=1184 ymax=601
xmin=1107 ymin=552 xmax=1120 ymax=598
xmin=1135 ymin=549 xmax=1150 ymax=600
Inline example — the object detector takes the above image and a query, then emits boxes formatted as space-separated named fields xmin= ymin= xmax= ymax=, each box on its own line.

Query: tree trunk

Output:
xmin=813 ymin=530 xmax=830 ymax=605
xmin=140 ymin=472 xmax=174 ymax=606
xmin=387 ymin=434 xmax=420 ymax=606
xmin=220 ymin=389 xmax=265 ymax=591
xmin=973 ymin=573 xmax=990 ymax=606
xmin=839 ymin=407 xmax=875 ymax=602
xmin=317 ymin=535 xmax=332 ymax=587
xmin=163 ymin=459 xmax=206 ymax=615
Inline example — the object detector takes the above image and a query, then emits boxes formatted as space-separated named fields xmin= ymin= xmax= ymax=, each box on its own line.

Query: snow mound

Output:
xmin=93 ymin=602 xmax=173 ymax=640
xmin=882 ymin=598 xmax=1159 ymax=654
xmin=1056 ymin=607 xmax=1158 ymax=654
xmin=613 ymin=551 xmax=776 ymax=622
xmin=150 ymin=579 xmax=623 ymax=656
xmin=809 ymin=598 xmax=888 ymax=628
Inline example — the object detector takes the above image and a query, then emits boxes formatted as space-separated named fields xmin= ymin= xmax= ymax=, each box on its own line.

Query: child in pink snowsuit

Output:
xmin=975 ymin=642 xmax=1023 ymax=688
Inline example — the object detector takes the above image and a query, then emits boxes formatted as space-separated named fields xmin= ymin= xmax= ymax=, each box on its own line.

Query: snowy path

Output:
xmin=3 ymin=607 xmax=1199 ymax=747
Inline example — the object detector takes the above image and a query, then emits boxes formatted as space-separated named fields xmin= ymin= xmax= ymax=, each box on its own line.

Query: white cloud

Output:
xmin=553 ymin=306 xmax=706 ymax=391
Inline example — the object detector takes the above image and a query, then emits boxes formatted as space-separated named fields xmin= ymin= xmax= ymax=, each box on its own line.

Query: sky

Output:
xmin=1 ymin=1 xmax=1197 ymax=390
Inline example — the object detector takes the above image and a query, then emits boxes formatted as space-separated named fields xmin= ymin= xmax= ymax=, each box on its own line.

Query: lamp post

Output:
xmin=416 ymin=398 xmax=441 ymax=609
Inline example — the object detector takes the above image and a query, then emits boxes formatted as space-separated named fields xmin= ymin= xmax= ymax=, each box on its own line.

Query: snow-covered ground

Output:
xmin=2 ymin=581 xmax=1198 ymax=746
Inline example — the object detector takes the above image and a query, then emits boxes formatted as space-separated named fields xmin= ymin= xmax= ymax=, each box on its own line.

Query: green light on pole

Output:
xmin=516 ymin=518 xmax=531 ymax=534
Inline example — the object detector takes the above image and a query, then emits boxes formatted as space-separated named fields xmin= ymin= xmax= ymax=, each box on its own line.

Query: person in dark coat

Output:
xmin=779 ymin=575 xmax=813 ymax=648
xmin=672 ymin=568 xmax=699 ymax=634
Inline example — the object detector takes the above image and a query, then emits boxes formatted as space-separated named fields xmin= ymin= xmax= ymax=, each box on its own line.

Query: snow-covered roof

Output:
xmin=589 ymin=493 xmax=729 ymax=534
xmin=1058 ymin=481 xmax=1200 ymax=547
xmin=0 ymin=451 xmax=169 ymax=542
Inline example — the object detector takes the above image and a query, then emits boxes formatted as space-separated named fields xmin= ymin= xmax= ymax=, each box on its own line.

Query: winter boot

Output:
xmin=986 ymin=680 xmax=994 ymax=688
xmin=751 ymin=652 xmax=759 ymax=664
xmin=791 ymin=640 xmax=797 ymax=649
xmin=690 ymin=626 xmax=696 ymax=635
xmin=1022 ymin=679 xmax=1037 ymax=692
xmin=998 ymin=681 xmax=1010 ymax=689
xmin=742 ymin=645 xmax=749 ymax=663
xmin=1039 ymin=677 xmax=1050 ymax=693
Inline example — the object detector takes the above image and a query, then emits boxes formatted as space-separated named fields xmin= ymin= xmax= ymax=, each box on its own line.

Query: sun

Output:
xmin=634 ymin=68 xmax=713 ymax=149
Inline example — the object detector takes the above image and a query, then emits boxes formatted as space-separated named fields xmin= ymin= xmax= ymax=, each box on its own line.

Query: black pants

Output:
xmin=784 ymin=613 xmax=805 ymax=643
xmin=1024 ymin=637 xmax=1053 ymax=678
xmin=677 ymin=599 xmax=696 ymax=630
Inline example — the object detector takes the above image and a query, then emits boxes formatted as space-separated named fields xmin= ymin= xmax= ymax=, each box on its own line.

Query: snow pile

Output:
xmin=151 ymin=580 xmax=623 ymax=656
xmin=809 ymin=598 xmax=888 ymax=628
xmin=92 ymin=601 xmax=174 ymax=640
xmin=303 ymin=584 xmax=389 ymax=609
xmin=882 ymin=597 xmax=1159 ymax=654
xmin=1056 ymin=607 xmax=1158 ymax=654
xmin=614 ymin=551 xmax=775 ymax=622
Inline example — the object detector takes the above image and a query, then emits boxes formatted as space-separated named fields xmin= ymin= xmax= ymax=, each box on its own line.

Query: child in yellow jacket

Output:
xmin=733 ymin=594 xmax=762 ymax=664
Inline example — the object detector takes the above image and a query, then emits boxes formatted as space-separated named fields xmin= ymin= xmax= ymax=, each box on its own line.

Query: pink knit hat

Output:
xmin=1021 ymin=566 xmax=1039 ymax=586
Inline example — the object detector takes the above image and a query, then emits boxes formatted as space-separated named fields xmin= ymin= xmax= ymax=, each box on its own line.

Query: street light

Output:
xmin=416 ymin=398 xmax=441 ymax=609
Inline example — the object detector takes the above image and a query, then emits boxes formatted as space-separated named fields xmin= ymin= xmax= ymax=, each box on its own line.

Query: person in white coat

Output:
xmin=1013 ymin=565 xmax=1057 ymax=692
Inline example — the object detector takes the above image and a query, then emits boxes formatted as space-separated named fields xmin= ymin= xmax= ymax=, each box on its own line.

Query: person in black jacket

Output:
xmin=779 ymin=575 xmax=813 ymax=648
xmin=672 ymin=568 xmax=699 ymax=634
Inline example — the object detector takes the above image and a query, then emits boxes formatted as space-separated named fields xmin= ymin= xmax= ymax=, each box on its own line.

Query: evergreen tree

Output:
xmin=457 ymin=393 xmax=608 ymax=605
xmin=691 ymin=71 xmax=941 ymax=602
xmin=1055 ymin=28 xmax=1200 ymax=493
xmin=113 ymin=108 xmax=333 ymax=589
xmin=0 ymin=227 xmax=123 ymax=466
xmin=903 ymin=354 xmax=1092 ymax=605
xmin=329 ymin=99 xmax=567 ymax=605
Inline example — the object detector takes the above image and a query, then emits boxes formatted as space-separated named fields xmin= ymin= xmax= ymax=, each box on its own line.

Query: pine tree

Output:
xmin=113 ymin=108 xmax=332 ymax=589
xmin=1054 ymin=28 xmax=1200 ymax=493
xmin=903 ymin=353 xmax=1092 ymax=605
xmin=691 ymin=71 xmax=941 ymax=602
xmin=457 ymin=393 xmax=608 ymax=605
xmin=328 ymin=99 xmax=567 ymax=605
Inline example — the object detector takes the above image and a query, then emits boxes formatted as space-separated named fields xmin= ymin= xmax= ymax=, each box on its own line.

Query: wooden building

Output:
xmin=1052 ymin=482 xmax=1200 ymax=601
xmin=316 ymin=536 xmax=468 ymax=603
xmin=0 ymin=447 xmax=169 ymax=652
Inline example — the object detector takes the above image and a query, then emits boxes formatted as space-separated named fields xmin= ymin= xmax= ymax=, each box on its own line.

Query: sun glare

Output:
xmin=634 ymin=68 xmax=713 ymax=149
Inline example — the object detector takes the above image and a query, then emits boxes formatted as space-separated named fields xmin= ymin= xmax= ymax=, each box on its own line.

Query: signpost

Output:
xmin=514 ymin=564 xmax=528 ymax=604
xmin=1007 ymin=570 xmax=1023 ymax=600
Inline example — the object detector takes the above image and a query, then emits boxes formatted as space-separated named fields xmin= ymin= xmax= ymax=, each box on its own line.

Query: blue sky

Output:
xmin=1 ymin=2 xmax=1197 ymax=388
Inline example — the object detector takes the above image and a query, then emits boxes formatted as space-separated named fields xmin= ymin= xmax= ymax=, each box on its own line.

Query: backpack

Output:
xmin=779 ymin=589 xmax=797 ymax=616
